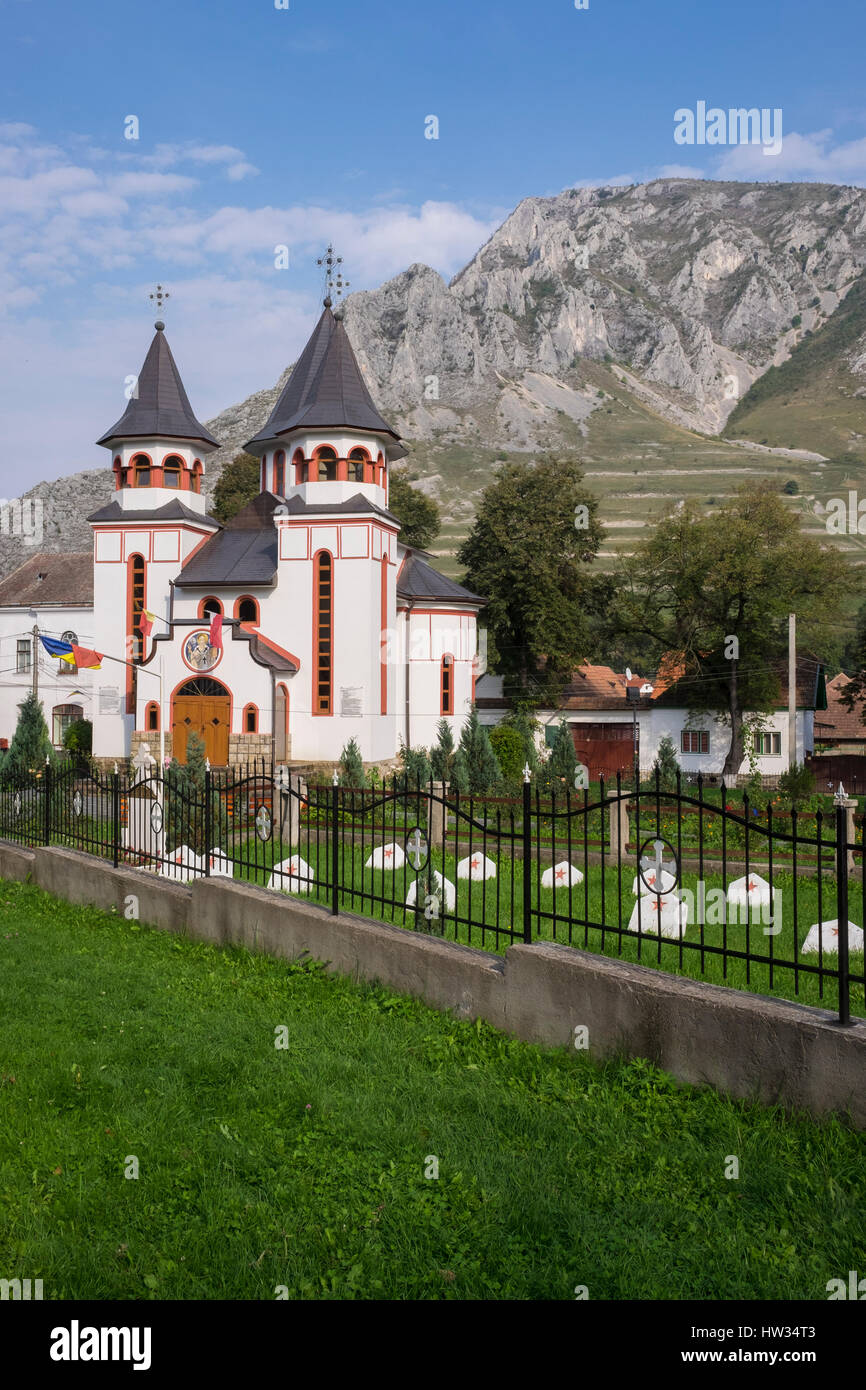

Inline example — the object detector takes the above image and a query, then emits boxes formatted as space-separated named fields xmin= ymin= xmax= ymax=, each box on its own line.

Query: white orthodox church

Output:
xmin=70 ymin=294 xmax=484 ymax=768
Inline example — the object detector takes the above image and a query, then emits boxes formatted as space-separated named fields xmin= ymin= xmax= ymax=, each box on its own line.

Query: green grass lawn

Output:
xmin=0 ymin=879 xmax=864 ymax=1301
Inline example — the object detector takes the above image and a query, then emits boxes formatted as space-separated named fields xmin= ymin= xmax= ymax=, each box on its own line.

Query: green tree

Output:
xmin=612 ymin=482 xmax=850 ymax=778
xmin=6 ymin=692 xmax=53 ymax=777
xmin=63 ymin=718 xmax=92 ymax=757
xmin=430 ymin=718 xmax=456 ymax=786
xmin=388 ymin=469 xmax=441 ymax=549
xmin=212 ymin=452 xmax=261 ymax=523
xmin=165 ymin=732 xmax=227 ymax=855
xmin=453 ymin=707 xmax=501 ymax=795
xmin=456 ymin=453 xmax=604 ymax=703
xmin=649 ymin=733 xmax=679 ymax=791
xmin=339 ymin=737 xmax=365 ymax=788
xmin=488 ymin=724 xmax=525 ymax=787
xmin=542 ymin=719 xmax=577 ymax=794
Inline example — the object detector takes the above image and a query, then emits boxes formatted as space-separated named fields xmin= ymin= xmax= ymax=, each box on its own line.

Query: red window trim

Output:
xmin=380 ymin=554 xmax=388 ymax=715
xmin=313 ymin=549 xmax=333 ymax=715
xmin=145 ymin=701 xmax=160 ymax=732
xmin=197 ymin=596 xmax=223 ymax=620
xmin=440 ymin=653 xmax=454 ymax=716
xmin=243 ymin=702 xmax=259 ymax=733
xmin=233 ymin=595 xmax=260 ymax=625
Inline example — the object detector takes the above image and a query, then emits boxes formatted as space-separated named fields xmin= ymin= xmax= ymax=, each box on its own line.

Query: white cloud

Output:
xmin=715 ymin=128 xmax=866 ymax=183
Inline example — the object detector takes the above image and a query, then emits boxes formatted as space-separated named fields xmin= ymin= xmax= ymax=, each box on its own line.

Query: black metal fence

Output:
xmin=0 ymin=759 xmax=863 ymax=1024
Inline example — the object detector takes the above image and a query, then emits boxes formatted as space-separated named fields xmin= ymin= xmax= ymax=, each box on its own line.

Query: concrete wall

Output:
xmin=2 ymin=842 xmax=864 ymax=1127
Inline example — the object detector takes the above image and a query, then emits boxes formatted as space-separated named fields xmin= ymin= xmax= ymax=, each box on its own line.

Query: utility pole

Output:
xmin=788 ymin=612 xmax=796 ymax=771
xmin=31 ymin=622 xmax=39 ymax=697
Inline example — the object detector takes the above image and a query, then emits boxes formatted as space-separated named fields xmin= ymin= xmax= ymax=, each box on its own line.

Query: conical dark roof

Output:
xmin=245 ymin=305 xmax=405 ymax=458
xmin=97 ymin=323 xmax=220 ymax=450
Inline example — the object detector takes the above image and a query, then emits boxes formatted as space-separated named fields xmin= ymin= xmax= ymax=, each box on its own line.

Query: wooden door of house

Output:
xmin=172 ymin=679 xmax=230 ymax=765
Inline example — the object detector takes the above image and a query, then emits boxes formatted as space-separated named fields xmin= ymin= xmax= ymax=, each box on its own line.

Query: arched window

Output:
xmin=145 ymin=701 xmax=160 ymax=731
xmin=163 ymin=455 xmax=183 ymax=488
xmin=131 ymin=453 xmax=151 ymax=487
xmin=440 ymin=654 xmax=454 ymax=716
xmin=315 ymin=446 xmax=338 ymax=482
xmin=198 ymin=596 xmax=223 ymax=620
xmin=273 ymin=450 xmax=286 ymax=495
xmin=129 ymin=555 xmax=146 ymax=663
xmin=313 ymin=550 xmax=333 ymax=714
xmin=113 ymin=457 xmax=127 ymax=490
xmin=191 ymin=461 xmax=202 ymax=494
xmin=376 ymin=451 xmax=385 ymax=487
xmin=348 ymin=447 xmax=368 ymax=483
xmin=243 ymin=703 xmax=258 ymax=733
xmin=235 ymin=596 xmax=259 ymax=625
xmin=60 ymin=630 xmax=78 ymax=676
xmin=292 ymin=448 xmax=305 ymax=485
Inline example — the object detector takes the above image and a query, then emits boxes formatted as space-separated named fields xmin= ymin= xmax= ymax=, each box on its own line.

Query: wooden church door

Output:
xmin=172 ymin=679 xmax=231 ymax=765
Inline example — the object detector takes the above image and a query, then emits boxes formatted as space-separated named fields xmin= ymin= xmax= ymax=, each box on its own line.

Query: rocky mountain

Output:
xmin=7 ymin=177 xmax=866 ymax=580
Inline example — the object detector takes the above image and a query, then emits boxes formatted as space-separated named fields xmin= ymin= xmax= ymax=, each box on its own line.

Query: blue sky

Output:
xmin=2 ymin=0 xmax=866 ymax=491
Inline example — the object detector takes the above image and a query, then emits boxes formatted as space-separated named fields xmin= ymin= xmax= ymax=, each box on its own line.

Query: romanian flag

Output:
xmin=139 ymin=610 xmax=156 ymax=638
xmin=40 ymin=635 xmax=75 ymax=662
xmin=208 ymin=612 xmax=223 ymax=650
xmin=71 ymin=644 xmax=103 ymax=670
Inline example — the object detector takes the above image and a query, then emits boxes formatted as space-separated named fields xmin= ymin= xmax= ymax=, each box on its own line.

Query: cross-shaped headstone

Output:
xmin=406 ymin=828 xmax=428 ymax=871
xmin=639 ymin=838 xmax=676 ymax=892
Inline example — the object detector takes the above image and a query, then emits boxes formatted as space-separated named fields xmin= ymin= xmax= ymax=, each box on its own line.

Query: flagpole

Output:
xmin=159 ymin=654 xmax=165 ymax=768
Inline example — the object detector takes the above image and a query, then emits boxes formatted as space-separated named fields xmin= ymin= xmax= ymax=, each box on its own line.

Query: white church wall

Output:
xmin=404 ymin=609 xmax=477 ymax=752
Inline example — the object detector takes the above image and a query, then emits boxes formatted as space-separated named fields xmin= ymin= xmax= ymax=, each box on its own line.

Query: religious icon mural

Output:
xmin=182 ymin=630 xmax=221 ymax=673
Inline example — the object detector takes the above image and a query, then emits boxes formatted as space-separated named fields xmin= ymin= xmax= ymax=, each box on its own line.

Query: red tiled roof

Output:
xmin=0 ymin=552 xmax=93 ymax=607
xmin=814 ymin=673 xmax=866 ymax=742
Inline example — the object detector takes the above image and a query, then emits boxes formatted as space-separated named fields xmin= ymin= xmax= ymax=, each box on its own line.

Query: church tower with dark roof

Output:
xmin=89 ymin=320 xmax=222 ymax=757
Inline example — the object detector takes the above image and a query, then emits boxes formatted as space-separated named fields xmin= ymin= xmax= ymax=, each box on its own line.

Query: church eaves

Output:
xmin=244 ymin=306 xmax=406 ymax=460
xmin=97 ymin=322 xmax=221 ymax=450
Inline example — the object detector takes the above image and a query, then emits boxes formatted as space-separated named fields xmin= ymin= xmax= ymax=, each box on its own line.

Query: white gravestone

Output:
xmin=406 ymin=870 xmax=456 ymax=912
xmin=457 ymin=853 xmax=497 ymax=881
xmin=801 ymin=919 xmax=865 ymax=955
xmin=541 ymin=861 xmax=584 ymax=888
xmin=268 ymin=854 xmax=313 ymax=894
xmin=160 ymin=845 xmax=203 ymax=882
xmin=627 ymin=892 xmax=688 ymax=939
xmin=365 ymin=842 xmax=406 ymax=871
xmin=726 ymin=873 xmax=776 ymax=912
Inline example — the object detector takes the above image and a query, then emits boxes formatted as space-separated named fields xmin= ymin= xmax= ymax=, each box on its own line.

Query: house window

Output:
xmin=163 ymin=455 xmax=183 ymax=488
xmin=755 ymin=731 xmax=782 ymax=757
xmin=61 ymin=630 xmax=78 ymax=676
xmin=146 ymin=701 xmax=160 ymax=731
xmin=244 ymin=703 xmax=258 ymax=733
xmin=16 ymin=638 xmax=31 ymax=673
xmin=273 ymin=451 xmax=286 ymax=495
xmin=316 ymin=446 xmax=338 ymax=482
xmin=314 ymin=551 xmax=333 ymax=714
xmin=440 ymin=654 xmax=454 ymax=716
xmin=348 ymin=447 xmax=367 ymax=483
xmin=52 ymin=704 xmax=83 ymax=746
xmin=131 ymin=453 xmax=151 ymax=487
xmin=681 ymin=730 xmax=709 ymax=755
xmin=199 ymin=597 xmax=223 ymax=619
xmin=236 ymin=597 xmax=259 ymax=625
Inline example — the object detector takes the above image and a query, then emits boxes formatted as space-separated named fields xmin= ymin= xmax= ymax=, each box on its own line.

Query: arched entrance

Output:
xmin=172 ymin=678 xmax=231 ymax=765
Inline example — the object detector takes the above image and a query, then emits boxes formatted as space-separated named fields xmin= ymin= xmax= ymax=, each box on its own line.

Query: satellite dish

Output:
xmin=625 ymin=667 xmax=632 ymax=681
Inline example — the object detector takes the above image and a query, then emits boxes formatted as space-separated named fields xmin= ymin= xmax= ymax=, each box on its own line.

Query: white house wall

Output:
xmin=0 ymin=603 xmax=95 ymax=747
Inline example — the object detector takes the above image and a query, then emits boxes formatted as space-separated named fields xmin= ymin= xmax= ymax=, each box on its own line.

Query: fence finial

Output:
xmin=332 ymin=769 xmax=339 ymax=786
xmin=523 ymin=762 xmax=531 ymax=784
xmin=834 ymin=781 xmax=848 ymax=805
xmin=113 ymin=761 xmax=118 ymax=775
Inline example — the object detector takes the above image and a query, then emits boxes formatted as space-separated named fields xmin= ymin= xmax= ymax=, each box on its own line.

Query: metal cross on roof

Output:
xmin=317 ymin=245 xmax=350 ymax=306
xmin=149 ymin=284 xmax=170 ymax=317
